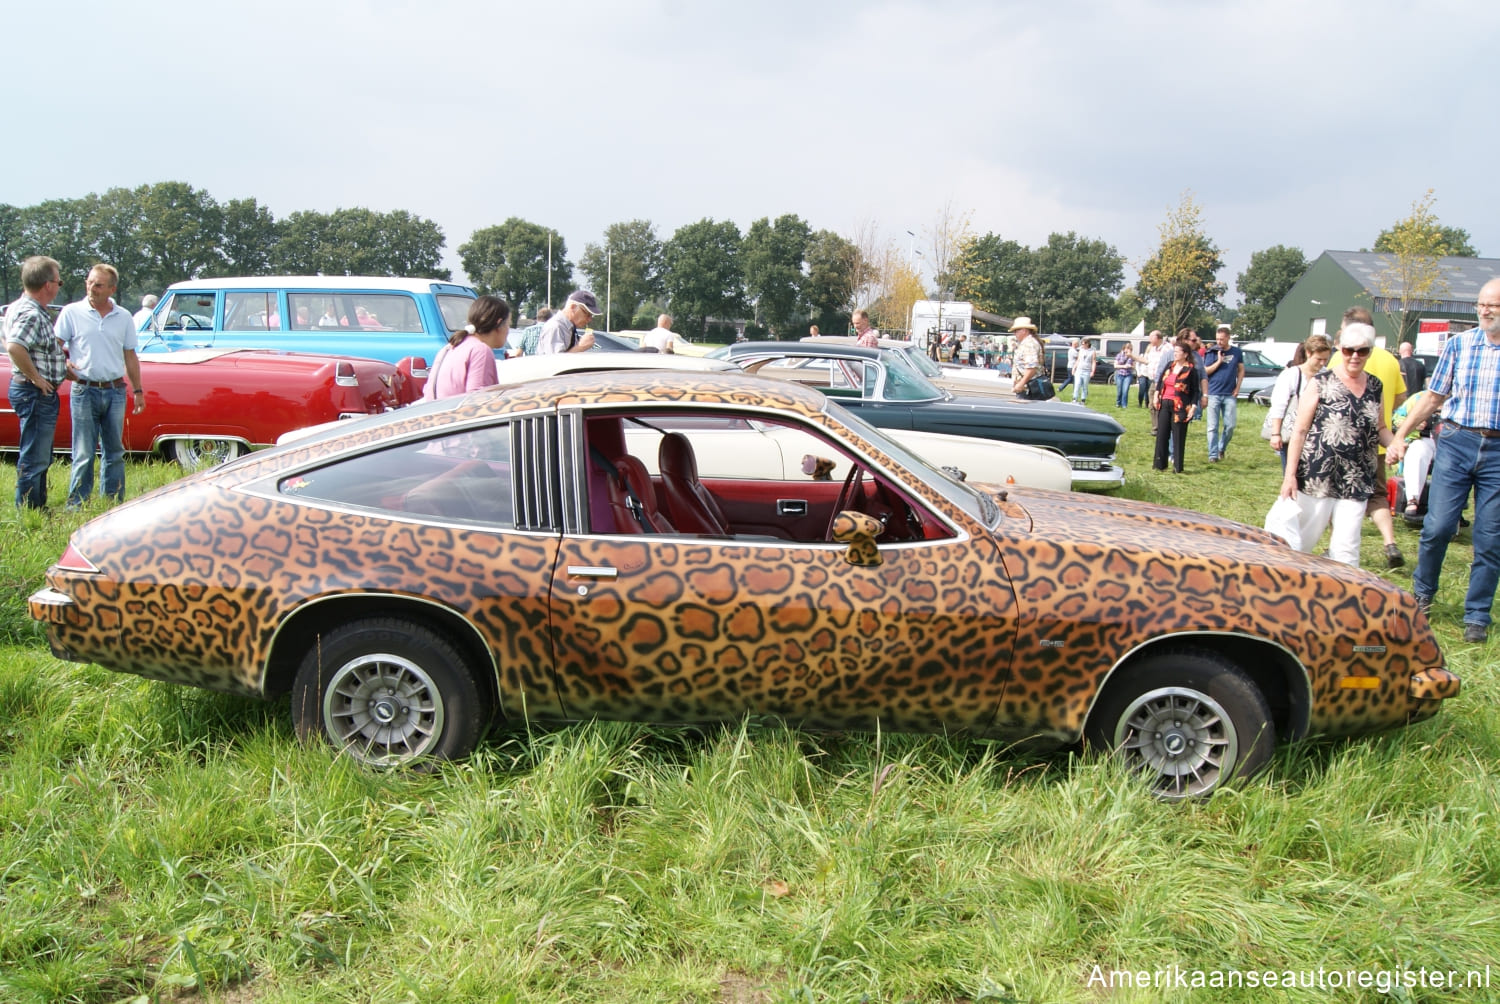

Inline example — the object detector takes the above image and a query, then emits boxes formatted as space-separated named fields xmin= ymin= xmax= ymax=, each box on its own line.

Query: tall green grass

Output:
xmin=1 ymin=412 xmax=1497 ymax=1003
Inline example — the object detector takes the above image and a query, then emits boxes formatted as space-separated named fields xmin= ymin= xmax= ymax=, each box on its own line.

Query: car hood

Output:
xmin=1007 ymin=487 xmax=1377 ymax=582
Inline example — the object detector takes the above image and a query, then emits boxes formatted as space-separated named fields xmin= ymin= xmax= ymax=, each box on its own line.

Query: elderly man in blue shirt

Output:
xmin=1389 ymin=277 xmax=1500 ymax=643
xmin=54 ymin=264 xmax=145 ymax=507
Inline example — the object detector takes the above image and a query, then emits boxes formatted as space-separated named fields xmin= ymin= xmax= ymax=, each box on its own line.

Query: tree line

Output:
xmin=0 ymin=182 xmax=448 ymax=307
xmin=3 ymin=182 xmax=1478 ymax=343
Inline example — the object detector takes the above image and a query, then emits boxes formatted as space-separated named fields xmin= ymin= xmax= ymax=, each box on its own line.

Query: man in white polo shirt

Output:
xmin=54 ymin=263 xmax=145 ymax=507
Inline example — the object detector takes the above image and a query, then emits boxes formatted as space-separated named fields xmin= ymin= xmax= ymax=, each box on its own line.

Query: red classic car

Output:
xmin=0 ymin=348 xmax=418 ymax=468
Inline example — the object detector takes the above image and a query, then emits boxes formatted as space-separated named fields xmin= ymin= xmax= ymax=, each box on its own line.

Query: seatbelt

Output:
xmin=588 ymin=446 xmax=656 ymax=532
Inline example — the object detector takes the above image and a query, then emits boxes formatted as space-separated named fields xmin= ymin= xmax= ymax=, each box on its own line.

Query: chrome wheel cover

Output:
xmin=175 ymin=438 xmax=242 ymax=469
xmin=323 ymin=652 xmax=445 ymax=766
xmin=1113 ymin=686 xmax=1239 ymax=800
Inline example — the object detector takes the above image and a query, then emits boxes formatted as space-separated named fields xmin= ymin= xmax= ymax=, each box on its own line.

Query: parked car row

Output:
xmin=711 ymin=340 xmax=1126 ymax=491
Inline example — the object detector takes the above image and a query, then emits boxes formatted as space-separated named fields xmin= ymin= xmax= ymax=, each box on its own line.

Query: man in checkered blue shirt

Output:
xmin=4 ymin=256 xmax=68 ymax=509
xmin=1389 ymin=277 xmax=1500 ymax=643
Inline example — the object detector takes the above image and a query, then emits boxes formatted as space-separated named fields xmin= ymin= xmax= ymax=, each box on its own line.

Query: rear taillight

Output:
xmin=335 ymin=361 xmax=358 ymax=387
xmin=57 ymin=543 xmax=98 ymax=573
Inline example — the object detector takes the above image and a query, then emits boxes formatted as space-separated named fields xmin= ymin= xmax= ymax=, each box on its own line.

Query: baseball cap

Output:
xmin=566 ymin=290 xmax=601 ymax=316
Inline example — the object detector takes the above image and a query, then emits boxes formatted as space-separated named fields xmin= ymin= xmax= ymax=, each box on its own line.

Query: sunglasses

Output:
xmin=1341 ymin=346 xmax=1372 ymax=357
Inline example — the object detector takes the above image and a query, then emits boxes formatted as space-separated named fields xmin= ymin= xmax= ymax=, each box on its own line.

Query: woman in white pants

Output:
xmin=1267 ymin=325 xmax=1395 ymax=566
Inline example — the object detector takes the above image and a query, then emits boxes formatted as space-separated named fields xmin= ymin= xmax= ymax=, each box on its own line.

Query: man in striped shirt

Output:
xmin=1389 ymin=278 xmax=1500 ymax=643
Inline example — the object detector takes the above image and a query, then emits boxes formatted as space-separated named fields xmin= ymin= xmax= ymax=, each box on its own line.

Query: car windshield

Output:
xmin=879 ymin=351 xmax=944 ymax=402
xmin=436 ymin=294 xmax=475 ymax=333
xmin=819 ymin=398 xmax=996 ymax=524
xmin=903 ymin=348 xmax=944 ymax=379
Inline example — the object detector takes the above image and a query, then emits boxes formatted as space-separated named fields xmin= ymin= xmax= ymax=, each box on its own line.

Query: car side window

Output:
xmin=583 ymin=409 xmax=948 ymax=545
xmin=279 ymin=424 xmax=514 ymax=527
xmin=224 ymin=292 xmax=282 ymax=331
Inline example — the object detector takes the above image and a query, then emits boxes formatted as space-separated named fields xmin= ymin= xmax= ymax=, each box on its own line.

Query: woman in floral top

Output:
xmin=1272 ymin=324 xmax=1395 ymax=566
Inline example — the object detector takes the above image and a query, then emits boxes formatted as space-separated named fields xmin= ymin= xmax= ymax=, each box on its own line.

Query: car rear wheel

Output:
xmin=168 ymin=437 xmax=245 ymax=470
xmin=291 ymin=618 xmax=488 ymax=768
xmin=1086 ymin=650 xmax=1274 ymax=801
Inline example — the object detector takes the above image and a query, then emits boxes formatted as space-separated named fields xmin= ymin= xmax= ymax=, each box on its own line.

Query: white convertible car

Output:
xmin=490 ymin=354 xmax=1072 ymax=491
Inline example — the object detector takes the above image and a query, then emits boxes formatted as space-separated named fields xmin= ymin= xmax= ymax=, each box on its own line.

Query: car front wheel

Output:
xmin=292 ymin=618 xmax=488 ymax=768
xmin=1086 ymin=650 xmax=1274 ymax=800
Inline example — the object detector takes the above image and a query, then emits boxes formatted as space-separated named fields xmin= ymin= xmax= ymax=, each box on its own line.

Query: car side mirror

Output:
xmin=831 ymin=511 xmax=883 ymax=567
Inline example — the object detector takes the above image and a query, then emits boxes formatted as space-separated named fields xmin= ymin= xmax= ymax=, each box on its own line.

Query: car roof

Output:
xmin=161 ymin=276 xmax=477 ymax=295
xmin=728 ymin=340 xmax=881 ymax=359
xmin=492 ymin=353 xmax=736 ymax=386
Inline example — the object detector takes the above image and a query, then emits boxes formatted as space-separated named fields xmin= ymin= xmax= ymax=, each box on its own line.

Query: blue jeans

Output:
xmin=68 ymin=384 xmax=128 ymax=505
xmin=1072 ymin=375 xmax=1089 ymax=402
xmin=9 ymin=379 xmax=59 ymax=509
xmin=1114 ymin=372 xmax=1133 ymax=407
xmin=1413 ymin=424 xmax=1500 ymax=626
xmin=1206 ymin=394 xmax=1237 ymax=458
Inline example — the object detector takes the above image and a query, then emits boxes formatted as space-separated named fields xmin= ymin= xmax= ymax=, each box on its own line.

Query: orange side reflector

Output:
xmin=1338 ymin=676 xmax=1381 ymax=690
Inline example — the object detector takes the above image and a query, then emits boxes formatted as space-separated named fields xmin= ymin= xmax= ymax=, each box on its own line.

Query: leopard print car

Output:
xmin=29 ymin=371 xmax=1458 ymax=799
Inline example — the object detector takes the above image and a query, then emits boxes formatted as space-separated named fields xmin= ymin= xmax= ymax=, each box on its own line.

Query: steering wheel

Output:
xmin=179 ymin=315 xmax=205 ymax=330
xmin=826 ymin=464 xmax=865 ymax=539
xmin=872 ymin=478 xmax=924 ymax=541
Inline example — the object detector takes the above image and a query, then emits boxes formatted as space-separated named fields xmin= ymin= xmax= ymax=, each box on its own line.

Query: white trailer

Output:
xmin=909 ymin=300 xmax=972 ymax=352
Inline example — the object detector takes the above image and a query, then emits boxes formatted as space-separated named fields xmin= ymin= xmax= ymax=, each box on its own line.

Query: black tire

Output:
xmin=1085 ymin=649 xmax=1275 ymax=801
xmin=291 ymin=617 xmax=488 ymax=767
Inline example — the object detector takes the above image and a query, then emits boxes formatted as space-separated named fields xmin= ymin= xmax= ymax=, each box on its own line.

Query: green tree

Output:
xmin=1375 ymin=196 xmax=1478 ymax=258
xmin=79 ymin=187 xmax=151 ymax=302
xmin=948 ymin=233 xmax=1033 ymax=317
xmin=1029 ymin=231 xmax=1124 ymax=334
xmin=662 ymin=218 xmax=746 ymax=339
xmin=1371 ymin=189 xmax=1463 ymax=344
xmin=271 ymin=208 xmax=447 ymax=278
xmin=741 ymin=214 xmax=811 ymax=336
xmin=804 ymin=229 xmax=862 ymax=336
xmin=1234 ymin=245 xmax=1307 ymax=338
xmin=214 ymin=197 xmax=279 ymax=277
xmin=1099 ymin=288 xmax=1148 ymax=334
xmin=458 ymin=218 xmax=569 ymax=314
xmin=19 ymin=198 xmax=95 ymax=300
xmin=579 ymin=219 xmax=664 ymax=328
xmin=0 ymin=203 xmax=20 ymax=301
xmin=135 ymin=182 xmax=225 ymax=289
xmin=1136 ymin=191 xmax=1226 ymax=336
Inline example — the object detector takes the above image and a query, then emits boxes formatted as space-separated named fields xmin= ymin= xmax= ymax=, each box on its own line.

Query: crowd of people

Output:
xmin=9 ymin=261 xmax=1500 ymax=641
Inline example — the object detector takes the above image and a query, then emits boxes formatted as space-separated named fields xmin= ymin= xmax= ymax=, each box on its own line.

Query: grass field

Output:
xmin=1 ymin=401 xmax=1497 ymax=1004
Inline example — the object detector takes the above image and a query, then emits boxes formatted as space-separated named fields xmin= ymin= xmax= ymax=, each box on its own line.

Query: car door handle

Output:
xmin=566 ymin=565 xmax=619 ymax=579
xmin=777 ymin=499 xmax=808 ymax=517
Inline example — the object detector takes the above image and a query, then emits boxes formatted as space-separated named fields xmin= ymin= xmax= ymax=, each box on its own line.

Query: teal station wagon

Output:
xmin=140 ymin=276 xmax=478 ymax=365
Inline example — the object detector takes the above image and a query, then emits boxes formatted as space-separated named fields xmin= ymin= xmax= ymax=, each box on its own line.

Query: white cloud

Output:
xmin=11 ymin=0 xmax=1498 ymax=301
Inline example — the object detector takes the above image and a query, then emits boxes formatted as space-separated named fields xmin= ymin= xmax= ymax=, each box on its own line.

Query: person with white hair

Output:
xmin=1267 ymin=323 xmax=1395 ymax=567
xmin=133 ymin=293 xmax=158 ymax=328
xmin=1389 ymin=277 xmax=1500 ymax=642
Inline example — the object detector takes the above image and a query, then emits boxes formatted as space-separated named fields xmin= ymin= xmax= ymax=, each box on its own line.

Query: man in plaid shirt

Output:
xmin=4 ymin=256 xmax=68 ymax=509
xmin=1389 ymin=277 xmax=1500 ymax=643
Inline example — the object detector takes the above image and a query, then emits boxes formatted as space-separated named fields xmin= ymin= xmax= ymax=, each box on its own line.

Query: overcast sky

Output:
xmin=11 ymin=0 xmax=1497 ymax=306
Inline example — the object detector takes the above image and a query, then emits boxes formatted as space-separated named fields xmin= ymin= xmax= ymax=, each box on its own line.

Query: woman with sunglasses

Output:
xmin=1268 ymin=323 xmax=1395 ymax=566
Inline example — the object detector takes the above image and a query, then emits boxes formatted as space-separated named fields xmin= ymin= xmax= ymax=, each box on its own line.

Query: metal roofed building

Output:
xmin=1262 ymin=250 xmax=1500 ymax=347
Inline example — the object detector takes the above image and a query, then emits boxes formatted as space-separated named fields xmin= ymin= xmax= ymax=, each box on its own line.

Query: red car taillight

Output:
xmin=335 ymin=361 xmax=359 ymax=387
xmin=56 ymin=543 xmax=98 ymax=573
